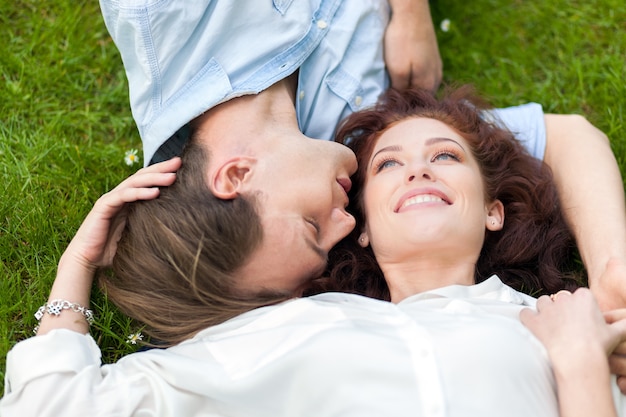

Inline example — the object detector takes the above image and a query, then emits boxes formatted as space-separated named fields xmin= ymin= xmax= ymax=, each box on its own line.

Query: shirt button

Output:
xmin=317 ymin=19 xmax=328 ymax=29
xmin=355 ymin=95 xmax=363 ymax=106
xmin=299 ymin=90 xmax=305 ymax=100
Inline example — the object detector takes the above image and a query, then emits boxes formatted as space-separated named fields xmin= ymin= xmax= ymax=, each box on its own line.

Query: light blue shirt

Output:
xmin=99 ymin=0 xmax=545 ymax=166
xmin=100 ymin=0 xmax=390 ymax=165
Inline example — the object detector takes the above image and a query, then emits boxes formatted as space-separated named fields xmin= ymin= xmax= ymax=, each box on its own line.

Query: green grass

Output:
xmin=0 ymin=0 xmax=144 ymax=388
xmin=430 ymin=0 xmax=626 ymax=162
xmin=1 ymin=0 xmax=625 ymax=393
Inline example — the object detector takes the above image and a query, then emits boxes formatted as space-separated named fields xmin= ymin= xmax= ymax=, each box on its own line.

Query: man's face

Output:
xmin=236 ymin=134 xmax=357 ymax=293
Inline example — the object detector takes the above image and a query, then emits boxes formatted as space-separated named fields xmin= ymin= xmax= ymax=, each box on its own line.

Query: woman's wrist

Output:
xmin=36 ymin=251 xmax=97 ymax=335
xmin=34 ymin=299 xmax=94 ymax=334
xmin=552 ymin=350 xmax=616 ymax=417
xmin=551 ymin=344 xmax=609 ymax=381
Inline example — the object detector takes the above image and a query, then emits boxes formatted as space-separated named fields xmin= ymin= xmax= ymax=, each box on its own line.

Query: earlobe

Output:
xmin=358 ymin=231 xmax=370 ymax=248
xmin=210 ymin=157 xmax=256 ymax=200
xmin=485 ymin=199 xmax=505 ymax=231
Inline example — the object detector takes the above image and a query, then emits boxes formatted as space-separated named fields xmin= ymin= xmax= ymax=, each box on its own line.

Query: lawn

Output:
xmin=1 ymin=0 xmax=624 ymax=392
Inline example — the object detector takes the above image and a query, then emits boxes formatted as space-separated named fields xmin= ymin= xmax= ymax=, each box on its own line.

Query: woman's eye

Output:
xmin=375 ymin=158 xmax=399 ymax=172
xmin=432 ymin=151 xmax=461 ymax=162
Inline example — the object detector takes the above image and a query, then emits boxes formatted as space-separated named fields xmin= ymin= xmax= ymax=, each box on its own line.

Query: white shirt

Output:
xmin=6 ymin=276 xmax=613 ymax=417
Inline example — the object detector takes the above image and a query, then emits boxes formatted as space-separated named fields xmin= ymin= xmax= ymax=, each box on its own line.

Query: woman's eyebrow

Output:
xmin=425 ymin=137 xmax=466 ymax=152
xmin=369 ymin=145 xmax=402 ymax=167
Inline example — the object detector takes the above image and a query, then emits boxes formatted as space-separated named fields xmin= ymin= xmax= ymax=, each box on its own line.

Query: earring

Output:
xmin=491 ymin=220 xmax=496 ymax=226
xmin=359 ymin=237 xmax=364 ymax=243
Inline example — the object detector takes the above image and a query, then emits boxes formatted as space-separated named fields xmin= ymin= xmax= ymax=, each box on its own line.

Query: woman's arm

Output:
xmin=544 ymin=114 xmax=626 ymax=311
xmin=521 ymin=289 xmax=626 ymax=417
xmin=385 ymin=0 xmax=442 ymax=91
xmin=36 ymin=158 xmax=181 ymax=335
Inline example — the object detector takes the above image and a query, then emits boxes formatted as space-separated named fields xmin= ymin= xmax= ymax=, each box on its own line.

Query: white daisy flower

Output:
xmin=126 ymin=332 xmax=144 ymax=345
xmin=124 ymin=149 xmax=140 ymax=166
xmin=440 ymin=18 xmax=451 ymax=32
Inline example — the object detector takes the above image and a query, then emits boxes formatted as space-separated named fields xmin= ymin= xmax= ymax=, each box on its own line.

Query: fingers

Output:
xmin=388 ymin=68 xmax=410 ymax=91
xmin=615 ymin=342 xmax=626 ymax=356
xmin=617 ymin=376 xmax=626 ymax=396
xmin=608 ymin=319 xmax=626 ymax=347
xmin=609 ymin=347 xmax=626 ymax=395
xmin=533 ymin=290 xmax=574 ymax=314
xmin=535 ymin=294 xmax=554 ymax=311
xmin=92 ymin=157 xmax=182 ymax=216
xmin=549 ymin=289 xmax=573 ymax=302
xmin=608 ymin=318 xmax=626 ymax=355
xmin=141 ymin=156 xmax=182 ymax=173
xmin=388 ymin=64 xmax=441 ymax=92
xmin=410 ymin=64 xmax=442 ymax=92
xmin=524 ymin=288 xmax=603 ymax=338
xmin=112 ymin=157 xmax=181 ymax=199
xmin=609 ymin=352 xmax=626 ymax=374
xmin=605 ymin=309 xmax=626 ymax=324
xmin=519 ymin=306 xmax=536 ymax=322
xmin=117 ymin=157 xmax=181 ymax=190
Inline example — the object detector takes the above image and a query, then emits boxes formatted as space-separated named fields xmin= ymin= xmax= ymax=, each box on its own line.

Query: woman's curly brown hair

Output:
xmin=308 ymin=86 xmax=583 ymax=300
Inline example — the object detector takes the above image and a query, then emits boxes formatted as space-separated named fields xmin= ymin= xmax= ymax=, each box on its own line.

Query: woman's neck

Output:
xmin=380 ymin=256 xmax=476 ymax=303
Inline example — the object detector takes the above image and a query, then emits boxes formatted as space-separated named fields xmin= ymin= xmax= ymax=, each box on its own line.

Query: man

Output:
xmin=100 ymin=0 xmax=626 ymax=310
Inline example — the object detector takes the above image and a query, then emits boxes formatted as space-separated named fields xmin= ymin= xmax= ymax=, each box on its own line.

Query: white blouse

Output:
xmin=2 ymin=276 xmax=624 ymax=416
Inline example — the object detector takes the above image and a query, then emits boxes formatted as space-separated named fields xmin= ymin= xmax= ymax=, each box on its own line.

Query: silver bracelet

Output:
xmin=34 ymin=299 xmax=95 ymax=330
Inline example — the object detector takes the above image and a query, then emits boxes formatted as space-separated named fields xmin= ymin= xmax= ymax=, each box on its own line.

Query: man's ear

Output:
xmin=485 ymin=199 xmax=505 ymax=231
xmin=209 ymin=157 xmax=256 ymax=199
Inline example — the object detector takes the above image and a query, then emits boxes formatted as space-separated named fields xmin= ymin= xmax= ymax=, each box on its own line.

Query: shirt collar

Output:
xmin=399 ymin=275 xmax=533 ymax=306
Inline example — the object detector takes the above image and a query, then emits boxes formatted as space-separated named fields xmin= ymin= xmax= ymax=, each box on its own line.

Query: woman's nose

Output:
xmin=407 ymin=164 xmax=434 ymax=183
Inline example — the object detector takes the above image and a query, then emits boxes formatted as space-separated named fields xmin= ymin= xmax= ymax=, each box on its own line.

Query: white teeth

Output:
xmin=401 ymin=194 xmax=443 ymax=208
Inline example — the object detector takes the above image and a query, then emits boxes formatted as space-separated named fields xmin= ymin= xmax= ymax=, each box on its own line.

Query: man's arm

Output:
xmin=544 ymin=114 xmax=626 ymax=310
xmin=385 ymin=0 xmax=442 ymax=91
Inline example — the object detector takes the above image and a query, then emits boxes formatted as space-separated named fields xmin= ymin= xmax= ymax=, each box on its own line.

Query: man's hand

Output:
xmin=385 ymin=0 xmax=442 ymax=91
xmin=605 ymin=308 xmax=626 ymax=394
xmin=592 ymin=258 xmax=626 ymax=311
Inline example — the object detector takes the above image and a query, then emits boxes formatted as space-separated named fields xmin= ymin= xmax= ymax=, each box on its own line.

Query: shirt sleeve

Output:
xmin=482 ymin=103 xmax=547 ymax=160
xmin=4 ymin=330 xmax=101 ymax=392
xmin=0 ymin=330 xmax=151 ymax=417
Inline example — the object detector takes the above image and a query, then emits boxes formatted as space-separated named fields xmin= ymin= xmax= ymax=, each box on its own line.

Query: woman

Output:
xmin=324 ymin=85 xmax=626 ymax=416
xmin=324 ymin=85 xmax=580 ymax=300
xmin=2 ymin=90 xmax=625 ymax=417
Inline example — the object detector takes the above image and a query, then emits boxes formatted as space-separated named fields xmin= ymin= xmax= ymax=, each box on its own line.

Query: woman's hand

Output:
xmin=36 ymin=157 xmax=181 ymax=335
xmin=520 ymin=288 xmax=626 ymax=417
xmin=521 ymin=289 xmax=625 ymax=360
xmin=63 ymin=157 xmax=181 ymax=272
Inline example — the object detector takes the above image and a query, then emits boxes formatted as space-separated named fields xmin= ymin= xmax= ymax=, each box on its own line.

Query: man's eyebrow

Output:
xmin=303 ymin=217 xmax=327 ymax=261
xmin=305 ymin=236 xmax=328 ymax=263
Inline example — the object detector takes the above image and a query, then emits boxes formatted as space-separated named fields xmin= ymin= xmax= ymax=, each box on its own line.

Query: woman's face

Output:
xmin=361 ymin=117 xmax=503 ymax=263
